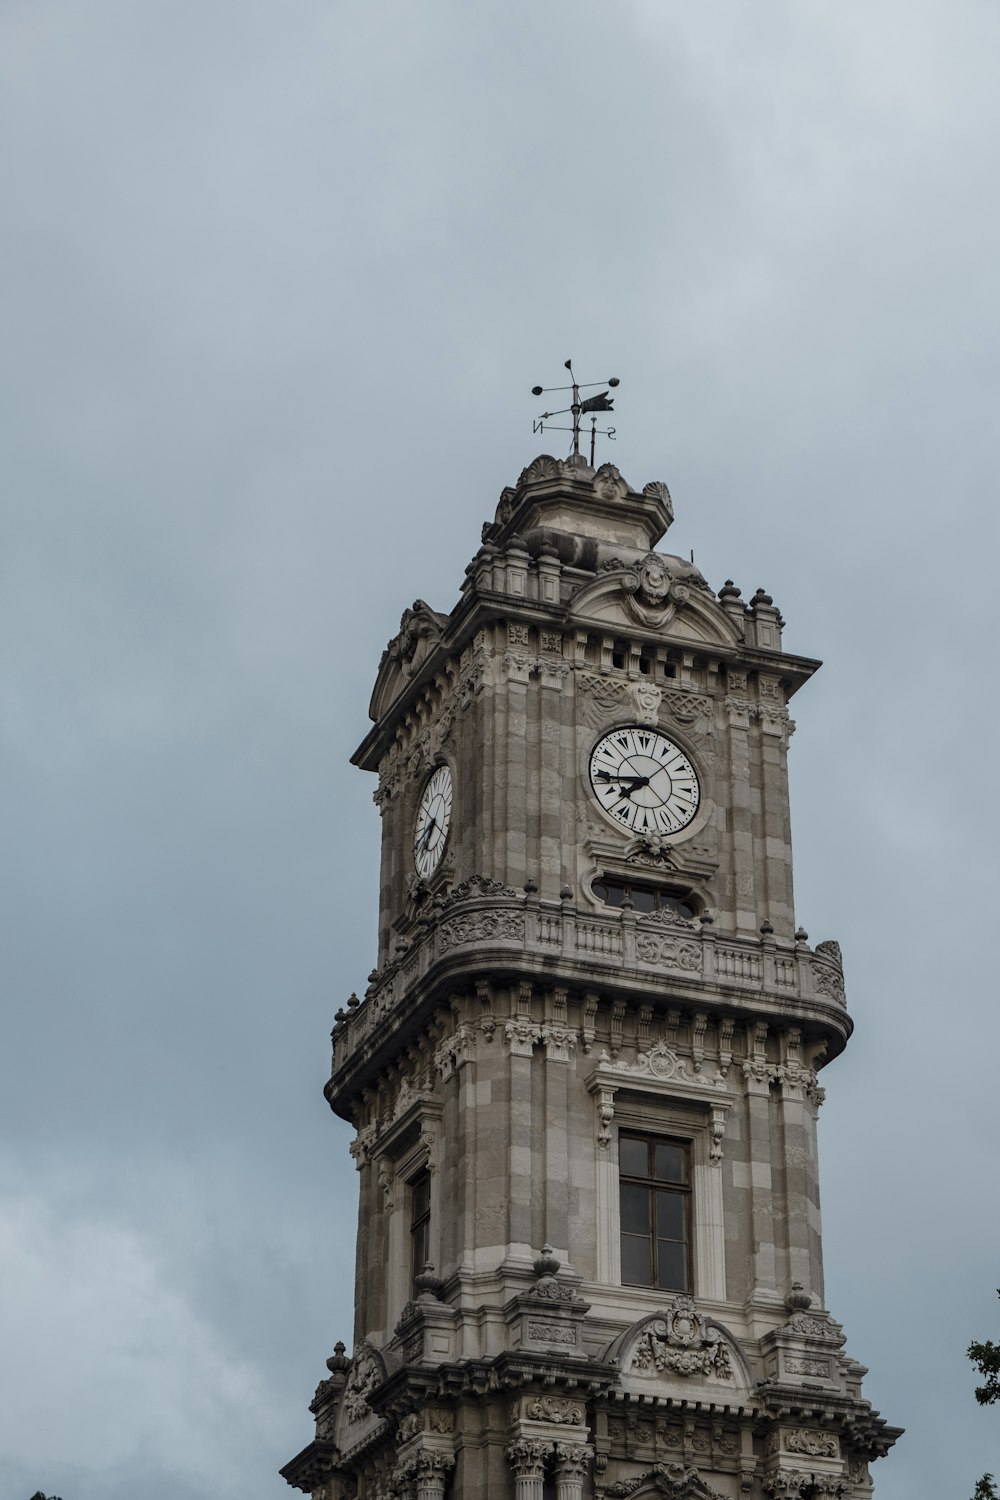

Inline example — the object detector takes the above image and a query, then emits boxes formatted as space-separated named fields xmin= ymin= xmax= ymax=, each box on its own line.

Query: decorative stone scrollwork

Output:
xmin=642 ymin=478 xmax=673 ymax=517
xmin=812 ymin=965 xmax=846 ymax=1005
xmin=433 ymin=1024 xmax=475 ymax=1079
xmin=785 ymin=1355 xmax=831 ymax=1377
xmin=636 ymin=555 xmax=671 ymax=606
xmin=631 ymin=681 xmax=663 ymax=725
xmin=785 ymin=1430 xmax=838 ymax=1458
xmin=342 ymin=1340 xmax=383 ymax=1422
xmin=441 ymin=874 xmax=517 ymax=906
xmin=349 ymin=1120 xmax=378 ymax=1167
xmin=761 ymin=1473 xmax=809 ymax=1498
xmin=634 ymin=934 xmax=701 ymax=970
xmin=610 ymin=1041 xmax=691 ymax=1083
xmin=630 ymin=1297 xmax=732 ymax=1381
xmin=438 ymin=909 xmax=524 ymax=951
xmin=606 ymin=1463 xmax=724 ymax=1499
xmin=526 ymin=1396 xmax=584 ymax=1424
xmin=397 ymin=1412 xmax=421 ymax=1442
xmin=593 ymin=463 xmax=629 ymax=503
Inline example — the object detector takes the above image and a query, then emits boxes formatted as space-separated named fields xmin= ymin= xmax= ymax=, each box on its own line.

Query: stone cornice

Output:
xmin=353 ymin=581 xmax=821 ymax=773
xmin=328 ymin=894 xmax=850 ymax=1114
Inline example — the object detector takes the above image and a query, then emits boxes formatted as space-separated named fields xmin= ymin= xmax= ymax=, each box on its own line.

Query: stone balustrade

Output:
xmin=330 ymin=888 xmax=847 ymax=1079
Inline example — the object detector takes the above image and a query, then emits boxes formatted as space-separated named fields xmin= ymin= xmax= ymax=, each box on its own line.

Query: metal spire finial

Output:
xmin=530 ymin=358 xmax=619 ymax=464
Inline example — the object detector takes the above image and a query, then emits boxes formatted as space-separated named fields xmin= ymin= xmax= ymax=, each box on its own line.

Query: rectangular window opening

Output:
xmin=618 ymin=1132 xmax=691 ymax=1292
xmin=410 ymin=1168 xmax=431 ymax=1288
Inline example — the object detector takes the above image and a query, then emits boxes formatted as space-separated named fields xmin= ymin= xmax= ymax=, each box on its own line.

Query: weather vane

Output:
xmin=531 ymin=359 xmax=619 ymax=465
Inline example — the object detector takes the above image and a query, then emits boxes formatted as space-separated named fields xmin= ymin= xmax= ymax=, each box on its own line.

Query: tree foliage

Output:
xmin=970 ymin=1293 xmax=1000 ymax=1406
xmin=969 ymin=1290 xmax=1000 ymax=1500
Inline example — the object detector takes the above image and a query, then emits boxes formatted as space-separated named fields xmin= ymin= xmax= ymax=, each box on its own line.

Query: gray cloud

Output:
xmin=2 ymin=2 xmax=998 ymax=1496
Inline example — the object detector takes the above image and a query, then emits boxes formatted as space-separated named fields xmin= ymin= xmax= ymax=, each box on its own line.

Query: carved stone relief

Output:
xmin=785 ymin=1430 xmax=838 ymax=1458
xmin=630 ymin=1298 xmax=733 ymax=1381
xmin=342 ymin=1341 xmax=383 ymax=1423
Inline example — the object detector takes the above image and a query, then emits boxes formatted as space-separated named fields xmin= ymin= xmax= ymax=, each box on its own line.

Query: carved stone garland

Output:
xmin=630 ymin=1298 xmax=732 ymax=1381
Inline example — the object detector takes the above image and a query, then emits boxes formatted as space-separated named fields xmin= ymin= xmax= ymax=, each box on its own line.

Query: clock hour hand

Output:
xmin=596 ymin=771 xmax=651 ymax=798
xmin=418 ymin=816 xmax=438 ymax=851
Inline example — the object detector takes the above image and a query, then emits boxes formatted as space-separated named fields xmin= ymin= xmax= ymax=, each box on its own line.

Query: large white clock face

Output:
xmin=414 ymin=765 xmax=453 ymax=878
xmin=589 ymin=725 xmax=701 ymax=836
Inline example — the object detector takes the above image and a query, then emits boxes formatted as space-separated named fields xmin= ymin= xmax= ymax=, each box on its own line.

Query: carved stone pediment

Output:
xmin=369 ymin=600 xmax=450 ymax=722
xmin=567 ymin=563 xmax=741 ymax=646
xmin=332 ymin=1339 xmax=391 ymax=1455
xmin=603 ymin=1300 xmax=752 ymax=1400
xmin=606 ymin=1461 xmax=725 ymax=1499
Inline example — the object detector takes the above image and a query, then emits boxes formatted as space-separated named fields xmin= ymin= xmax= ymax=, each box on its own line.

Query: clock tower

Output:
xmin=281 ymin=451 xmax=900 ymax=1500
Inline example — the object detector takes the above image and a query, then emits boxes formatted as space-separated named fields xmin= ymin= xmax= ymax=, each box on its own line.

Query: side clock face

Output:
xmin=589 ymin=725 xmax=700 ymax=836
xmin=414 ymin=765 xmax=453 ymax=878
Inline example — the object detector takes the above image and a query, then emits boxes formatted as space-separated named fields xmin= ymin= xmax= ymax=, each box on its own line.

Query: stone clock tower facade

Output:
xmin=281 ymin=452 xmax=900 ymax=1500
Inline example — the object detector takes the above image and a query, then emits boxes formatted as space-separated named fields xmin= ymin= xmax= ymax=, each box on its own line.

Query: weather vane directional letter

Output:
xmin=531 ymin=359 xmax=619 ymax=465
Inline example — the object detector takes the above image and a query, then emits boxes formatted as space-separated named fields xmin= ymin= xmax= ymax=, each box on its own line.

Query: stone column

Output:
xmin=554 ymin=1443 xmax=592 ymax=1500
xmin=724 ymin=677 xmax=757 ymax=937
xmin=506 ymin=1439 xmax=551 ymax=1500
xmin=742 ymin=1021 xmax=778 ymax=1298
xmin=414 ymin=1452 xmax=455 ymax=1500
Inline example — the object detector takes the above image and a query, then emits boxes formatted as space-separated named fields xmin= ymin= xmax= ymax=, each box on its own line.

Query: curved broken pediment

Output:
xmin=569 ymin=563 xmax=742 ymax=647
xmin=332 ymin=1339 xmax=390 ymax=1452
xmin=369 ymin=600 xmax=450 ymax=723
xmin=604 ymin=1298 xmax=754 ymax=1402
xmin=606 ymin=1462 xmax=726 ymax=1500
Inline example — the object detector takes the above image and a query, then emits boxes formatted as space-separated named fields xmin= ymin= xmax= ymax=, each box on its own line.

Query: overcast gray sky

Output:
xmin=2 ymin=3 xmax=999 ymax=1497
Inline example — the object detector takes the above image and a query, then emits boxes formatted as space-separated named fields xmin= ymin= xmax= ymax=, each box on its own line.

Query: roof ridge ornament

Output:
xmin=531 ymin=357 xmax=619 ymax=465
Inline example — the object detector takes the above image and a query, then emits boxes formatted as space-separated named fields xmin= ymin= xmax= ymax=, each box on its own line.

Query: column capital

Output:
xmin=554 ymin=1442 xmax=593 ymax=1475
xmin=507 ymin=1438 xmax=552 ymax=1477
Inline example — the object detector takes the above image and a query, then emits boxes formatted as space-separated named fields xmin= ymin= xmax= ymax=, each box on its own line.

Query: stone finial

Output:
xmin=718 ymin=579 xmax=741 ymax=600
xmin=326 ymin=1340 xmax=350 ymax=1374
xmin=785 ymin=1281 xmax=812 ymax=1313
xmin=534 ymin=1244 xmax=561 ymax=1278
xmin=414 ymin=1261 xmax=445 ymax=1299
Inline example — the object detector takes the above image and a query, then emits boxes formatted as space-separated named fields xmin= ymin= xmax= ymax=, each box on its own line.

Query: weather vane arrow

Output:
xmin=531 ymin=358 xmax=620 ymax=464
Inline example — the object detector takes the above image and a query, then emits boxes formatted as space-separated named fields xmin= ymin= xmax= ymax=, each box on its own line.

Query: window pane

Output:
xmin=619 ymin=1136 xmax=648 ymax=1178
xmin=620 ymin=1183 xmax=651 ymax=1236
xmin=412 ymin=1219 xmax=430 ymax=1280
xmin=630 ymin=887 xmax=656 ymax=914
xmin=653 ymin=1142 xmax=687 ymax=1183
xmin=412 ymin=1173 xmax=430 ymax=1222
xmin=657 ymin=1238 xmax=689 ymax=1292
xmin=655 ymin=1188 xmax=686 ymax=1241
xmin=622 ymin=1233 xmax=653 ymax=1285
xmin=595 ymin=880 xmax=624 ymax=907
